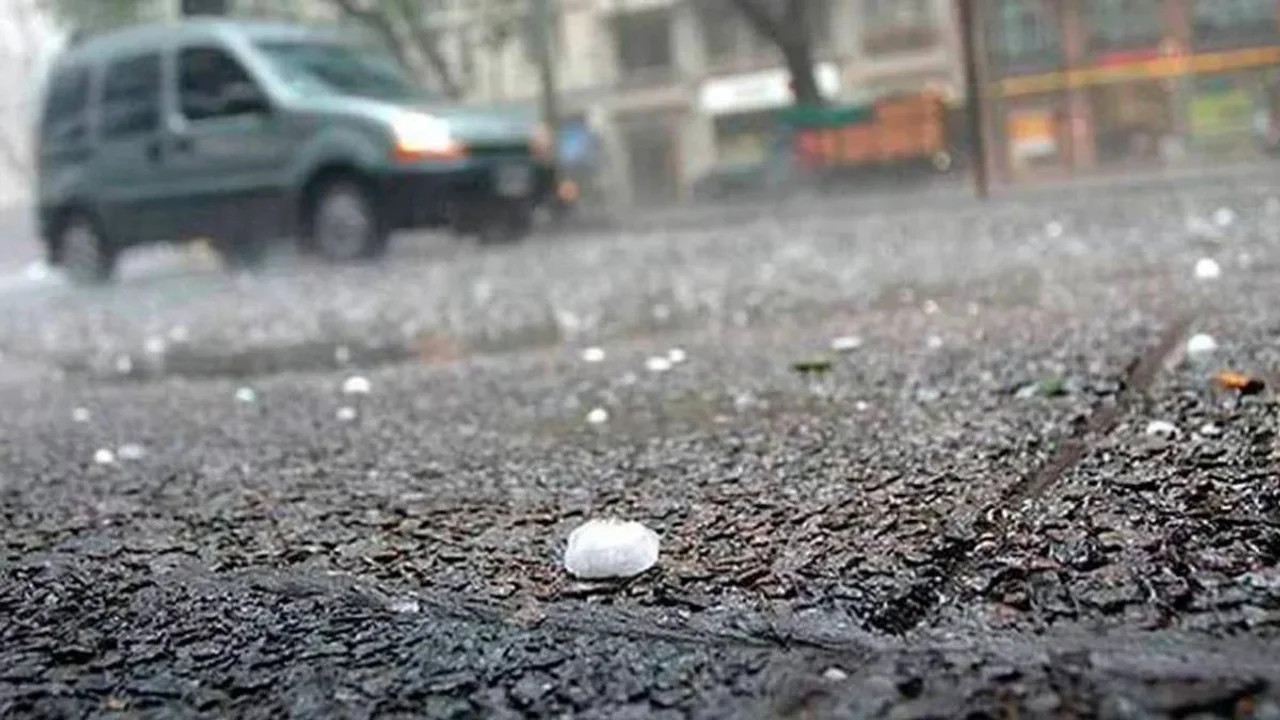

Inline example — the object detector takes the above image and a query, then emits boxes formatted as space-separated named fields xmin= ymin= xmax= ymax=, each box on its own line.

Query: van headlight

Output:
xmin=392 ymin=112 xmax=465 ymax=161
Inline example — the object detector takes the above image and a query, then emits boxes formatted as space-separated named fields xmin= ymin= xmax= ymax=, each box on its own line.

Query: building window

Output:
xmin=613 ymin=9 xmax=673 ymax=85
xmin=989 ymin=0 xmax=1061 ymax=71
xmin=1088 ymin=0 xmax=1162 ymax=53
xmin=1192 ymin=0 xmax=1278 ymax=47
xmin=862 ymin=0 xmax=937 ymax=55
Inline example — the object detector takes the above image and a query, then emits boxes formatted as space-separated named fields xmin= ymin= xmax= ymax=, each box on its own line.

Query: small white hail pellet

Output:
xmin=580 ymin=346 xmax=606 ymax=363
xmin=1194 ymin=257 xmax=1221 ymax=280
xmin=1144 ymin=420 xmax=1179 ymax=439
xmin=563 ymin=519 xmax=660 ymax=579
xmin=93 ymin=448 xmax=116 ymax=465
xmin=1185 ymin=333 xmax=1218 ymax=359
xmin=234 ymin=387 xmax=257 ymax=403
xmin=342 ymin=375 xmax=371 ymax=395
xmin=667 ymin=347 xmax=688 ymax=364
xmin=585 ymin=407 xmax=609 ymax=425
xmin=644 ymin=356 xmax=672 ymax=373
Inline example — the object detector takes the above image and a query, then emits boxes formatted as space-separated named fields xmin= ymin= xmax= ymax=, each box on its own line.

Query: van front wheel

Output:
xmin=58 ymin=214 xmax=117 ymax=285
xmin=304 ymin=179 xmax=388 ymax=262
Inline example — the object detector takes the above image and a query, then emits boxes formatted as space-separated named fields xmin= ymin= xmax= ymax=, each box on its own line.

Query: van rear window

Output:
xmin=41 ymin=66 xmax=90 ymax=146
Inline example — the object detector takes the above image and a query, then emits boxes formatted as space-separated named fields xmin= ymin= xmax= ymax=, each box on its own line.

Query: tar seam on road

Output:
xmin=867 ymin=315 xmax=1195 ymax=636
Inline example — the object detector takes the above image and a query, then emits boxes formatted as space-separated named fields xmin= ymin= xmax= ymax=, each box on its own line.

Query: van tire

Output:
xmin=58 ymin=213 xmax=117 ymax=285
xmin=303 ymin=178 xmax=387 ymax=262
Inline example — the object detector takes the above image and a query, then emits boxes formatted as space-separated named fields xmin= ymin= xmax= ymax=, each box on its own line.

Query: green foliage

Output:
xmin=46 ymin=0 xmax=150 ymax=33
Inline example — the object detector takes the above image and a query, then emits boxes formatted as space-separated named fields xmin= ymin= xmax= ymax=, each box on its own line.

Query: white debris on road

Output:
xmin=93 ymin=448 xmax=116 ymax=465
xmin=234 ymin=387 xmax=257 ymax=403
xmin=336 ymin=406 xmax=358 ymax=422
xmin=1197 ymin=422 xmax=1222 ymax=437
xmin=822 ymin=667 xmax=849 ymax=682
xmin=830 ymin=335 xmax=862 ymax=353
xmin=1185 ymin=333 xmax=1218 ymax=359
xmin=586 ymin=407 xmax=609 ymax=425
xmin=580 ymin=346 xmax=606 ymax=363
xmin=644 ymin=356 xmax=672 ymax=373
xmin=1194 ymin=257 xmax=1221 ymax=280
xmin=667 ymin=347 xmax=687 ymax=364
xmin=117 ymin=443 xmax=146 ymax=461
xmin=1144 ymin=420 xmax=1180 ymax=439
xmin=563 ymin=519 xmax=660 ymax=579
xmin=143 ymin=336 xmax=167 ymax=356
xmin=1044 ymin=220 xmax=1064 ymax=238
xmin=1213 ymin=206 xmax=1236 ymax=227
xmin=342 ymin=375 xmax=372 ymax=395
xmin=71 ymin=407 xmax=91 ymax=423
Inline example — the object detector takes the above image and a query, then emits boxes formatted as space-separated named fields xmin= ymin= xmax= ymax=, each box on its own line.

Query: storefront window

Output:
xmin=1192 ymin=0 xmax=1278 ymax=48
xmin=989 ymin=0 xmax=1062 ymax=72
xmin=1087 ymin=0 xmax=1162 ymax=53
xmin=862 ymin=0 xmax=937 ymax=55
xmin=1090 ymin=81 xmax=1173 ymax=166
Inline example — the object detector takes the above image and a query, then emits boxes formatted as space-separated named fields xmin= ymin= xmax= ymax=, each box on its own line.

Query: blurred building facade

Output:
xmin=981 ymin=0 xmax=1280 ymax=183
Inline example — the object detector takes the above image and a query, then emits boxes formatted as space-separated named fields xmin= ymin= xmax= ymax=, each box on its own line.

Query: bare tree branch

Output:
xmin=326 ymin=0 xmax=414 ymax=76
xmin=387 ymin=0 xmax=461 ymax=98
xmin=725 ymin=0 xmax=824 ymax=105
xmin=726 ymin=0 xmax=787 ymax=47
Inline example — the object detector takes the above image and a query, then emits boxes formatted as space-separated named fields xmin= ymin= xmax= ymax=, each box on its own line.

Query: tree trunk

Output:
xmin=726 ymin=0 xmax=826 ymax=107
xmin=780 ymin=38 xmax=822 ymax=106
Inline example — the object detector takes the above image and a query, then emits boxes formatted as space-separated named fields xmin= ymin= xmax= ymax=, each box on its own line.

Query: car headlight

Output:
xmin=392 ymin=112 xmax=464 ymax=161
xmin=530 ymin=123 xmax=554 ymax=161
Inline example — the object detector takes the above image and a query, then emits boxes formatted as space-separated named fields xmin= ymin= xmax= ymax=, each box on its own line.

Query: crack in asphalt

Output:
xmin=866 ymin=316 xmax=1195 ymax=636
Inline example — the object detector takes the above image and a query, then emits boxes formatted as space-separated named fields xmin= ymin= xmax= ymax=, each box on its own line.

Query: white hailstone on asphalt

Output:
xmin=342 ymin=375 xmax=372 ymax=395
xmin=114 ymin=354 xmax=133 ymax=375
xmin=24 ymin=260 xmax=50 ymax=281
xmin=1194 ymin=257 xmax=1221 ymax=280
xmin=334 ymin=345 xmax=352 ymax=364
xmin=167 ymin=325 xmax=190 ymax=343
xmin=667 ymin=347 xmax=688 ymax=364
xmin=387 ymin=598 xmax=420 ymax=614
xmin=926 ymin=335 xmax=944 ymax=350
xmin=855 ymin=400 xmax=871 ymax=412
xmin=93 ymin=448 xmax=116 ymax=465
xmin=1044 ymin=220 xmax=1064 ymax=238
xmin=830 ymin=335 xmax=863 ymax=353
xmin=922 ymin=299 xmax=940 ymax=315
xmin=563 ymin=519 xmax=660 ymax=579
xmin=336 ymin=406 xmax=358 ymax=422
xmin=585 ymin=407 xmax=609 ymax=425
xmin=1197 ymin=422 xmax=1222 ymax=438
xmin=581 ymin=346 xmax=606 ymax=363
xmin=1144 ymin=420 xmax=1180 ymax=440
xmin=234 ymin=386 xmax=257 ymax=403
xmin=71 ymin=407 xmax=91 ymax=423
xmin=644 ymin=356 xmax=673 ymax=373
xmin=1213 ymin=206 xmax=1236 ymax=227
xmin=117 ymin=443 xmax=146 ymax=461
xmin=822 ymin=667 xmax=849 ymax=682
xmin=1185 ymin=333 xmax=1218 ymax=359
xmin=143 ymin=336 xmax=167 ymax=356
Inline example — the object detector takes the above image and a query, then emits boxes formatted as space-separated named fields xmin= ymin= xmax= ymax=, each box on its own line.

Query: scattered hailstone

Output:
xmin=1213 ymin=206 xmax=1236 ymax=227
xmin=117 ymin=443 xmax=146 ymax=461
xmin=334 ymin=345 xmax=352 ymax=364
xmin=93 ymin=448 xmax=116 ymax=465
xmin=581 ymin=346 xmax=606 ymax=363
xmin=1144 ymin=420 xmax=1179 ymax=439
xmin=922 ymin=299 xmax=940 ymax=315
xmin=1185 ymin=333 xmax=1218 ymax=358
xmin=387 ymin=598 xmax=420 ymax=614
xmin=563 ymin=519 xmax=660 ymax=579
xmin=71 ymin=407 xmax=91 ymax=423
xmin=342 ymin=375 xmax=371 ymax=395
xmin=143 ymin=336 xmax=167 ymax=355
xmin=586 ymin=407 xmax=609 ymax=425
xmin=24 ymin=260 xmax=50 ymax=281
xmin=667 ymin=347 xmax=688 ymax=364
xmin=644 ymin=356 xmax=673 ymax=373
xmin=114 ymin=355 xmax=134 ymax=375
xmin=167 ymin=325 xmax=190 ymax=343
xmin=822 ymin=667 xmax=849 ymax=682
xmin=1044 ymin=220 xmax=1064 ymax=238
xmin=926 ymin=335 xmax=944 ymax=350
xmin=336 ymin=406 xmax=358 ymax=422
xmin=1198 ymin=422 xmax=1222 ymax=437
xmin=1194 ymin=257 xmax=1221 ymax=280
xmin=831 ymin=335 xmax=863 ymax=353
xmin=234 ymin=386 xmax=257 ymax=403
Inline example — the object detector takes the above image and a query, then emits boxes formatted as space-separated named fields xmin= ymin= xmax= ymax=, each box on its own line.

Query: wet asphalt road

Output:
xmin=4 ymin=173 xmax=1280 ymax=718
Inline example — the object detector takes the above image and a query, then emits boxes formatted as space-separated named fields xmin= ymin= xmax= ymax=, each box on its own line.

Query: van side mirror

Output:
xmin=220 ymin=81 xmax=269 ymax=115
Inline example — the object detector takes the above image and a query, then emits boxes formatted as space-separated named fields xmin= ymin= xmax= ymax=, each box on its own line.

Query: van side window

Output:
xmin=179 ymin=47 xmax=259 ymax=120
xmin=40 ymin=66 xmax=90 ymax=146
xmin=101 ymin=53 xmax=162 ymax=139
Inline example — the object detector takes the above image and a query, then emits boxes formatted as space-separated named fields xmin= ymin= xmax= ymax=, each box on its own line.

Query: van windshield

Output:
xmin=256 ymin=40 xmax=430 ymax=102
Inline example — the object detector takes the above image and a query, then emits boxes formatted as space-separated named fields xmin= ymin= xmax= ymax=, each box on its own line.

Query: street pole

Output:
xmin=957 ymin=0 xmax=989 ymax=199
xmin=531 ymin=0 xmax=561 ymax=149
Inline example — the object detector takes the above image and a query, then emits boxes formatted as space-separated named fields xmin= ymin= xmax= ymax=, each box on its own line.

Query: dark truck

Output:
xmin=37 ymin=19 xmax=555 ymax=283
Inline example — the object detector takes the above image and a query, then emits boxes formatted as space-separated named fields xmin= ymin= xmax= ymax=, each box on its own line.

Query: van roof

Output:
xmin=58 ymin=18 xmax=342 ymax=66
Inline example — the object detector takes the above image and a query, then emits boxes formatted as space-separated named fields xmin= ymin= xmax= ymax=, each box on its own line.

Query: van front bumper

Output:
xmin=379 ymin=160 xmax=555 ymax=230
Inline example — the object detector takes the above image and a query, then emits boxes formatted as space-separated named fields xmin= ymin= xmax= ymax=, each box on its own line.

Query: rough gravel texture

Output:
xmin=3 ymin=172 xmax=1280 ymax=718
